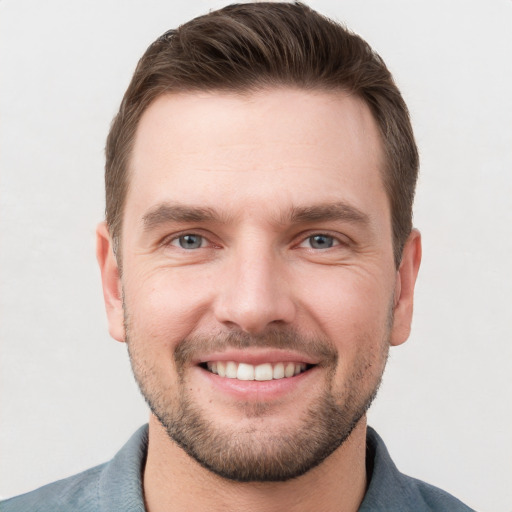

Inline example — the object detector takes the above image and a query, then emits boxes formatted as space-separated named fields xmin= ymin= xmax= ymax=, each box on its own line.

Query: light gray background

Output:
xmin=1 ymin=1 xmax=510 ymax=510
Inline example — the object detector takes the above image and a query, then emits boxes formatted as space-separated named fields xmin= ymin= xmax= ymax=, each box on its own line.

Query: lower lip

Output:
xmin=195 ymin=366 xmax=317 ymax=401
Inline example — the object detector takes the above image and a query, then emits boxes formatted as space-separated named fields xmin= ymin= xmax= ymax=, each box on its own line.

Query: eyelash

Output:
xmin=165 ymin=232 xmax=213 ymax=250
xmin=163 ymin=231 xmax=348 ymax=251
xmin=298 ymin=234 xmax=341 ymax=250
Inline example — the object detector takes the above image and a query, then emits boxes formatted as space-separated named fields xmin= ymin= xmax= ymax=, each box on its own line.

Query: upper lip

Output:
xmin=195 ymin=349 xmax=320 ymax=366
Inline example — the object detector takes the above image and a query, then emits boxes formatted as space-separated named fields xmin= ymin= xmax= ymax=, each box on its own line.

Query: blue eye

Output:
xmin=176 ymin=234 xmax=204 ymax=249
xmin=308 ymin=234 xmax=335 ymax=249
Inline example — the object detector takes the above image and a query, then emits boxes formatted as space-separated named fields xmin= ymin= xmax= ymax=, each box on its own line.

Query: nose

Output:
xmin=214 ymin=244 xmax=297 ymax=334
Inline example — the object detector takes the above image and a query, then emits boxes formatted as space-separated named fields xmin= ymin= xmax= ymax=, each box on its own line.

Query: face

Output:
xmin=97 ymin=89 xmax=421 ymax=482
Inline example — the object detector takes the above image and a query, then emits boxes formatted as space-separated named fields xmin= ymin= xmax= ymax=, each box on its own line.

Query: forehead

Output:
xmin=126 ymin=88 xmax=387 ymax=225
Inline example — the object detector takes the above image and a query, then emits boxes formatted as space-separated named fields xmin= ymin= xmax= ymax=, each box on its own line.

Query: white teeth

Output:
xmin=273 ymin=362 xmax=285 ymax=379
xmin=217 ymin=361 xmax=226 ymax=377
xmin=205 ymin=360 xmax=310 ymax=381
xmin=255 ymin=363 xmax=273 ymax=381
xmin=225 ymin=361 xmax=238 ymax=379
xmin=237 ymin=363 xmax=255 ymax=381
xmin=284 ymin=362 xmax=295 ymax=378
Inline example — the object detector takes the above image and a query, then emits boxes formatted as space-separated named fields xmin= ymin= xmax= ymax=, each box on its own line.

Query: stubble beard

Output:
xmin=126 ymin=321 xmax=390 ymax=483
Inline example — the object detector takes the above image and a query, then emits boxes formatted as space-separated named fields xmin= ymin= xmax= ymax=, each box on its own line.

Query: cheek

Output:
xmin=296 ymin=268 xmax=393 ymax=390
xmin=123 ymin=269 xmax=214 ymax=348
xmin=298 ymin=267 xmax=393 ymax=339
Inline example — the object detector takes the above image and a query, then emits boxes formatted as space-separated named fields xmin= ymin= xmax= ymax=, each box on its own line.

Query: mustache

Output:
xmin=174 ymin=328 xmax=338 ymax=369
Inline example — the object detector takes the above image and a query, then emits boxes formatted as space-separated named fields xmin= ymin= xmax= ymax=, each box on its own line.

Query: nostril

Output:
xmin=213 ymin=278 xmax=297 ymax=334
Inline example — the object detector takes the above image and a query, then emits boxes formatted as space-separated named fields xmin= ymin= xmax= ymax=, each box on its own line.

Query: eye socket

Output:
xmin=300 ymin=234 xmax=338 ymax=249
xmin=168 ymin=233 xmax=342 ymax=251
xmin=172 ymin=234 xmax=205 ymax=250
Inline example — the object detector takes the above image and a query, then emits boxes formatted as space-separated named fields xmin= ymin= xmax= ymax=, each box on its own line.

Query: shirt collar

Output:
xmin=97 ymin=424 xmax=416 ymax=511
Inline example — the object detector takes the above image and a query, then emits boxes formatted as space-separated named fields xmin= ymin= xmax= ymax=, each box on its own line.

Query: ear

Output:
xmin=390 ymin=229 xmax=422 ymax=346
xmin=96 ymin=222 xmax=125 ymax=342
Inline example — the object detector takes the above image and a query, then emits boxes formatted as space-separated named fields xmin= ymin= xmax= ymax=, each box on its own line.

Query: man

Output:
xmin=1 ymin=3 xmax=475 ymax=511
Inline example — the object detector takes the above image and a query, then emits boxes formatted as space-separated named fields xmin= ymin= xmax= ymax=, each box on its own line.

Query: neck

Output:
xmin=143 ymin=415 xmax=368 ymax=512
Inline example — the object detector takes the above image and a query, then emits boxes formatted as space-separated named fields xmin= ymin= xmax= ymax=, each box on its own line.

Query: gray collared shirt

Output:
xmin=1 ymin=425 xmax=475 ymax=511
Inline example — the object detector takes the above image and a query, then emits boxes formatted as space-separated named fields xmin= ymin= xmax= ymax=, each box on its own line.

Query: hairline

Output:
xmin=110 ymin=84 xmax=398 ymax=267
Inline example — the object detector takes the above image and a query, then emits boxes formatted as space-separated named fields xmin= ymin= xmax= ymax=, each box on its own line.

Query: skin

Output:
xmin=97 ymin=89 xmax=421 ymax=512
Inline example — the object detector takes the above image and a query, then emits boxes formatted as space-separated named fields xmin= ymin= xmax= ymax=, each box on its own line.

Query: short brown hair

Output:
xmin=105 ymin=1 xmax=418 ymax=267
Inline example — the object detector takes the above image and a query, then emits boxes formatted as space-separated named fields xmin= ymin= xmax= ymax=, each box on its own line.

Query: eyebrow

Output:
xmin=143 ymin=204 xmax=222 ymax=231
xmin=142 ymin=201 xmax=370 ymax=232
xmin=288 ymin=202 xmax=370 ymax=226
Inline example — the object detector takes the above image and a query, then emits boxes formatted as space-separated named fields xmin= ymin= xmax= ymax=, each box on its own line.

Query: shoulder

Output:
xmin=0 ymin=425 xmax=149 ymax=512
xmin=398 ymin=473 xmax=477 ymax=512
xmin=0 ymin=464 xmax=105 ymax=512
xmin=360 ymin=427 xmax=476 ymax=512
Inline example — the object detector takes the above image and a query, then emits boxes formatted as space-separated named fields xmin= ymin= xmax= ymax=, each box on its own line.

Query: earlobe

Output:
xmin=96 ymin=222 xmax=125 ymax=342
xmin=390 ymin=229 xmax=422 ymax=346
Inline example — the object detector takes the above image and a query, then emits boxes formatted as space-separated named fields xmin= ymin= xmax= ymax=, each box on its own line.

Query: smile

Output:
xmin=203 ymin=361 xmax=312 ymax=381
